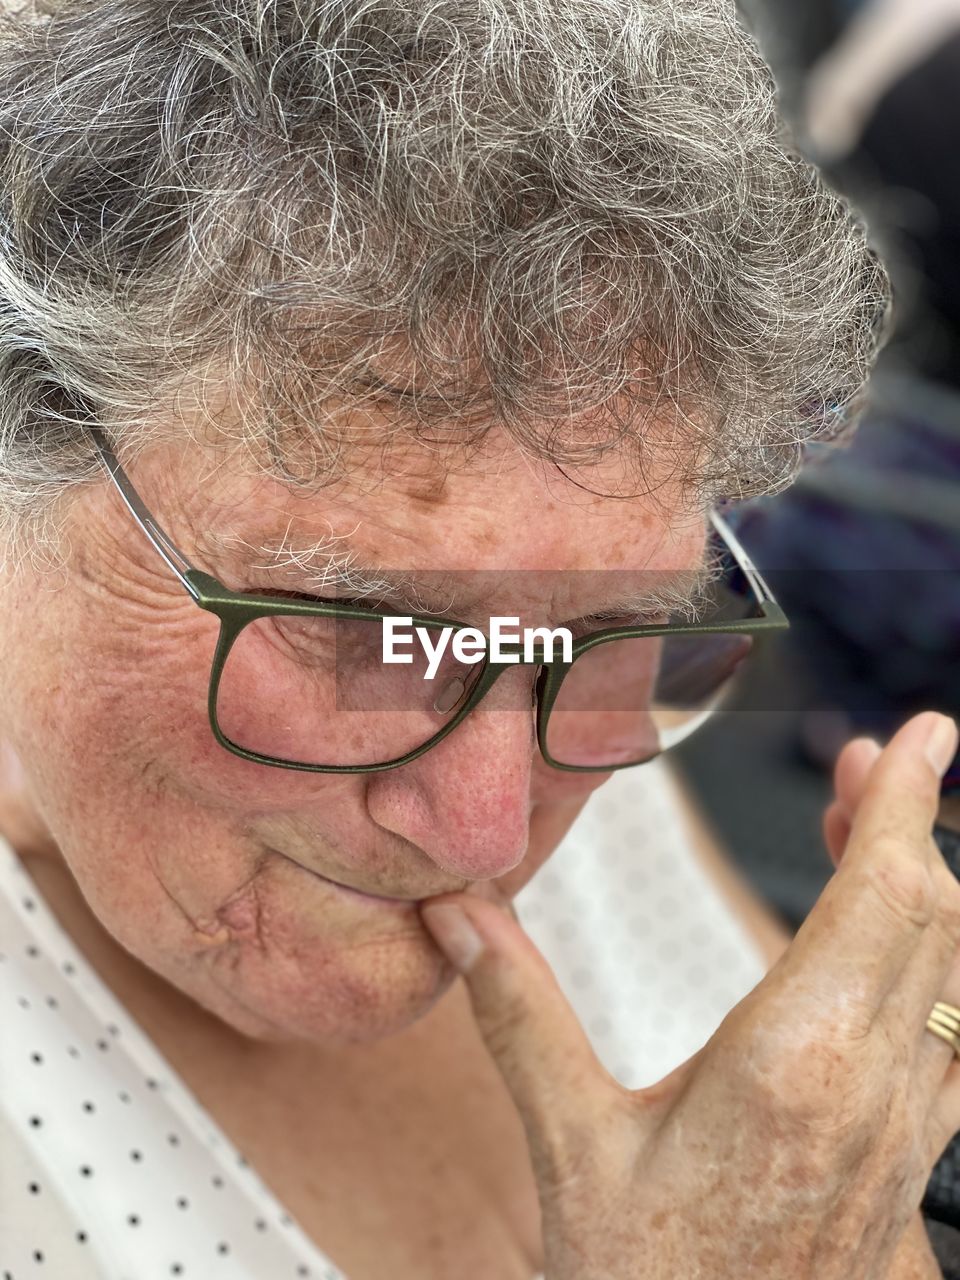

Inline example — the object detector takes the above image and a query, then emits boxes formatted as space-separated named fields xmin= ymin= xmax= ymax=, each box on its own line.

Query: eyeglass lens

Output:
xmin=213 ymin=612 xmax=753 ymax=769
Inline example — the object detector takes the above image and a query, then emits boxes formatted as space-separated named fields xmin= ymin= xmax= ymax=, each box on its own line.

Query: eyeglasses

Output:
xmin=89 ymin=426 xmax=788 ymax=773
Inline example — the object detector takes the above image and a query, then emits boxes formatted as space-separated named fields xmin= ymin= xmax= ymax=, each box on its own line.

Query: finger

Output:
xmin=419 ymin=893 xmax=626 ymax=1180
xmin=822 ymin=800 xmax=851 ymax=868
xmin=841 ymin=713 xmax=956 ymax=875
xmin=832 ymin=736 xmax=883 ymax=823
xmin=916 ymin=985 xmax=960 ymax=1106
xmin=779 ymin=712 xmax=958 ymax=1017
xmin=822 ymin=738 xmax=880 ymax=867
xmin=886 ymin=1210 xmax=943 ymax=1275
xmin=928 ymin=1042 xmax=960 ymax=1158
xmin=890 ymin=852 xmax=960 ymax=1085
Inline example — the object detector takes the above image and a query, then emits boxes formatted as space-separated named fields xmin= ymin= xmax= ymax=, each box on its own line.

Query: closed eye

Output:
xmin=245 ymin=587 xmax=388 ymax=613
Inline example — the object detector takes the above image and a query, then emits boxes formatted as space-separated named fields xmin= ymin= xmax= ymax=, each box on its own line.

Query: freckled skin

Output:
xmin=0 ymin=427 xmax=706 ymax=1045
xmin=459 ymin=714 xmax=959 ymax=1280
xmin=1 ymin=427 xmax=955 ymax=1278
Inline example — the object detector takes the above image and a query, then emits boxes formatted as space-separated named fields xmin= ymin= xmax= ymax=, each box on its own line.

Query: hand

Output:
xmin=421 ymin=710 xmax=960 ymax=1279
xmin=887 ymin=1210 xmax=943 ymax=1279
xmin=827 ymin=729 xmax=957 ymax=1280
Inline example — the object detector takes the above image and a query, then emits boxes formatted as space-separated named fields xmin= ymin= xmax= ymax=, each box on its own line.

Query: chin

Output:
xmin=182 ymin=922 xmax=459 ymax=1045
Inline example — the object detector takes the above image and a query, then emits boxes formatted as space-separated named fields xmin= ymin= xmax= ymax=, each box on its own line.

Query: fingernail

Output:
xmin=420 ymin=902 xmax=485 ymax=973
xmin=918 ymin=713 xmax=960 ymax=778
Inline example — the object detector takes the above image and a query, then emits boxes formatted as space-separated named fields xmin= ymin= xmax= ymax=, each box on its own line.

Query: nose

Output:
xmin=364 ymin=668 xmax=538 ymax=880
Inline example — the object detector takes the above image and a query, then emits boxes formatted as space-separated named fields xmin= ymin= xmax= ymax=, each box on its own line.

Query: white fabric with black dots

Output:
xmin=0 ymin=758 xmax=768 ymax=1278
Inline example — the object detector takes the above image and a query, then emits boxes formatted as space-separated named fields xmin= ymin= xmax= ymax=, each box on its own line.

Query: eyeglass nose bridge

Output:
xmin=432 ymin=673 xmax=469 ymax=715
xmin=431 ymin=644 xmax=564 ymax=722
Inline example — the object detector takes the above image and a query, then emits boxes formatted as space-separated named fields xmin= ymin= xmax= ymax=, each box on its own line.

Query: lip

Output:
xmin=270 ymin=843 xmax=477 ymax=908
xmin=317 ymin=869 xmax=504 ymax=911
xmin=316 ymin=872 xmax=420 ymax=908
xmin=273 ymin=849 xmax=429 ymax=907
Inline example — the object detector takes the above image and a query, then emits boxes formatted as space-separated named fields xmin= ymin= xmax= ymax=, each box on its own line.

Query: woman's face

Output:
xmin=0 ymin=424 xmax=706 ymax=1044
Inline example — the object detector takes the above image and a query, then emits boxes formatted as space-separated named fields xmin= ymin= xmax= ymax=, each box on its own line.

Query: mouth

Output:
xmin=313 ymin=871 xmax=421 ymax=908
xmin=272 ymin=847 xmax=461 ymax=908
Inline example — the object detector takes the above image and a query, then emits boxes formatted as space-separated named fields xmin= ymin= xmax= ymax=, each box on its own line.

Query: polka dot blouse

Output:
xmin=0 ymin=758 xmax=767 ymax=1278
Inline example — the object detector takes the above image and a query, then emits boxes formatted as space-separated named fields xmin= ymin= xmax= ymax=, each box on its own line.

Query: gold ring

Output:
xmin=926 ymin=1001 xmax=960 ymax=1057
xmin=929 ymin=1008 xmax=960 ymax=1035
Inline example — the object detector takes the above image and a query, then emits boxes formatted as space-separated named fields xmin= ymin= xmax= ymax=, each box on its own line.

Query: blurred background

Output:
xmin=680 ymin=0 xmax=960 ymax=929
xmin=672 ymin=0 xmax=960 ymax=1241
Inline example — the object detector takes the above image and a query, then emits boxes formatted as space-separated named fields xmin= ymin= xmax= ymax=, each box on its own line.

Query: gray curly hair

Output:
xmin=0 ymin=0 xmax=887 ymax=565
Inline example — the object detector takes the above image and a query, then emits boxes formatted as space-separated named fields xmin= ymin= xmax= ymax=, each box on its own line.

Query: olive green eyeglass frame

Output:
xmin=89 ymin=424 xmax=789 ymax=774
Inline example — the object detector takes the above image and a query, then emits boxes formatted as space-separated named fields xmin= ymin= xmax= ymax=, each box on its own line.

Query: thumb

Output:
xmin=420 ymin=892 xmax=624 ymax=1179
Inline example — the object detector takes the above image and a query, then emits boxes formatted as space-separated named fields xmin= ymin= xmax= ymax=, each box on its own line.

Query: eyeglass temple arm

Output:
xmin=87 ymin=425 xmax=203 ymax=602
xmin=708 ymin=508 xmax=777 ymax=606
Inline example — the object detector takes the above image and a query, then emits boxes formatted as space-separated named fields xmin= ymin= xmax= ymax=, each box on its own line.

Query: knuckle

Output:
xmin=754 ymin=1051 xmax=890 ymax=1149
xmin=931 ymin=864 xmax=960 ymax=938
xmin=858 ymin=849 xmax=937 ymax=932
xmin=738 ymin=1019 xmax=855 ymax=1126
xmin=733 ymin=993 xmax=898 ymax=1140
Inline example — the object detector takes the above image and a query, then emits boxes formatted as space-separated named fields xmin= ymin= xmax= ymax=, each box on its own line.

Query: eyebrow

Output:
xmin=199 ymin=528 xmax=713 ymax=624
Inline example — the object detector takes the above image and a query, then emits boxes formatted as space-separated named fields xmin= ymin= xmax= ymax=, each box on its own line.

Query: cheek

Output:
xmin=191 ymin=856 xmax=451 ymax=1042
xmin=8 ymin=609 xmax=448 ymax=1042
xmin=22 ymin=603 xmax=217 ymax=808
xmin=8 ymin=603 xmax=327 ymax=919
xmin=29 ymin=599 xmax=357 ymax=819
xmin=2 ymin=571 xmax=458 ymax=1043
xmin=212 ymin=614 xmax=361 ymax=767
xmin=213 ymin=613 xmax=468 ymax=771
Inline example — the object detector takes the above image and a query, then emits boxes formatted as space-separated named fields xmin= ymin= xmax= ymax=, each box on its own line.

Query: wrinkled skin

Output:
xmin=0 ymin=424 xmax=705 ymax=1045
xmin=1 ymin=415 xmax=956 ymax=1276
xmin=422 ymin=715 xmax=960 ymax=1278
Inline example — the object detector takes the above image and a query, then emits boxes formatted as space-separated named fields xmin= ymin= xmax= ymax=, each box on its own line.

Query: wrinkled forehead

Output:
xmin=191 ymin=428 xmax=711 ymax=623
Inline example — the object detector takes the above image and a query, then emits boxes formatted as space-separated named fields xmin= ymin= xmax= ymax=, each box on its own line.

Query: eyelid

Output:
xmin=249 ymin=587 xmax=388 ymax=613
xmin=259 ymin=589 xmax=476 ymax=622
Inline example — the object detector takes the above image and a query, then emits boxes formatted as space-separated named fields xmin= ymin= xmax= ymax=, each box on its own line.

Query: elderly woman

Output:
xmin=1 ymin=0 xmax=959 ymax=1277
